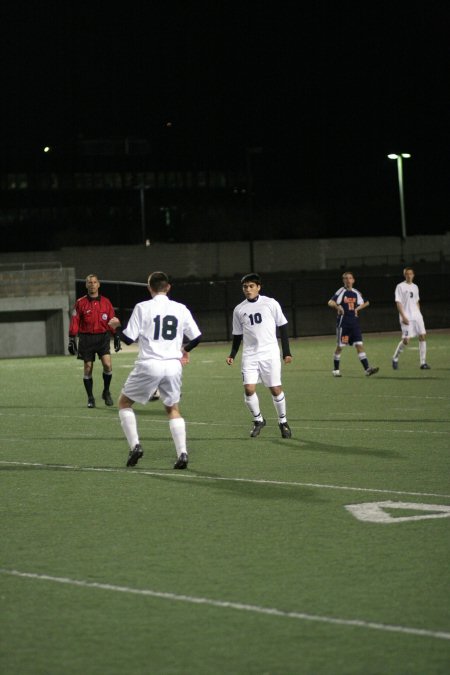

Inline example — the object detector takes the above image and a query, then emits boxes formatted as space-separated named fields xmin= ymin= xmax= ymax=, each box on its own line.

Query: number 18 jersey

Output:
xmin=123 ymin=294 xmax=201 ymax=361
xmin=232 ymin=295 xmax=288 ymax=357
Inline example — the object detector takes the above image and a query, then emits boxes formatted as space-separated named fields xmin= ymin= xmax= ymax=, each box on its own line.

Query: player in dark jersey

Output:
xmin=68 ymin=274 xmax=121 ymax=408
xmin=328 ymin=272 xmax=379 ymax=377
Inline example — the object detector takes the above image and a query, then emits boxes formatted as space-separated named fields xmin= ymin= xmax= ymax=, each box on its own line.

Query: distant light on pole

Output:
xmin=43 ymin=146 xmax=51 ymax=153
xmin=388 ymin=153 xmax=411 ymax=239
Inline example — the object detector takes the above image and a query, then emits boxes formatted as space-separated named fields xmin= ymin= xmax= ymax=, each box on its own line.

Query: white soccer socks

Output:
xmin=272 ymin=392 xmax=287 ymax=424
xmin=119 ymin=408 xmax=139 ymax=450
xmin=393 ymin=340 xmax=405 ymax=361
xmin=245 ymin=393 xmax=264 ymax=422
xmin=169 ymin=417 xmax=187 ymax=457
xmin=419 ymin=340 xmax=427 ymax=365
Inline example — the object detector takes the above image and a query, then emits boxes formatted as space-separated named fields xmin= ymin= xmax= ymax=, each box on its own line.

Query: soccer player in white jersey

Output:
xmin=226 ymin=273 xmax=292 ymax=438
xmin=392 ymin=267 xmax=430 ymax=370
xmin=111 ymin=271 xmax=201 ymax=469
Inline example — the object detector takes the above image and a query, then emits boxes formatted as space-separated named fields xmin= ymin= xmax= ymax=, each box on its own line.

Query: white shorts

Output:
xmin=241 ymin=353 xmax=282 ymax=387
xmin=122 ymin=359 xmax=182 ymax=406
xmin=400 ymin=317 xmax=426 ymax=339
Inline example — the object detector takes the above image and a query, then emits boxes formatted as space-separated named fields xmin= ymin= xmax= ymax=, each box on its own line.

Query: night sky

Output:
xmin=1 ymin=1 xmax=449 ymax=237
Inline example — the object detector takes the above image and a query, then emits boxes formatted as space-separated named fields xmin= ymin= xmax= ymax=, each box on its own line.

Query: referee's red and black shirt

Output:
xmin=69 ymin=295 xmax=116 ymax=336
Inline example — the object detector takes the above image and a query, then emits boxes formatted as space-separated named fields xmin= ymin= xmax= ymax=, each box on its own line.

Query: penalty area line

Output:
xmin=1 ymin=460 xmax=450 ymax=499
xmin=1 ymin=568 xmax=449 ymax=641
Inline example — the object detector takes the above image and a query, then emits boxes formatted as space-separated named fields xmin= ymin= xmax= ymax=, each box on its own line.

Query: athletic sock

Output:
xmin=245 ymin=393 xmax=263 ymax=422
xmin=272 ymin=393 xmax=287 ymax=424
xmin=333 ymin=353 xmax=341 ymax=371
xmin=119 ymin=408 xmax=139 ymax=450
xmin=419 ymin=341 xmax=427 ymax=365
xmin=393 ymin=340 xmax=405 ymax=361
xmin=83 ymin=376 xmax=93 ymax=397
xmin=169 ymin=417 xmax=187 ymax=457
xmin=102 ymin=371 xmax=112 ymax=391
xmin=358 ymin=352 xmax=369 ymax=370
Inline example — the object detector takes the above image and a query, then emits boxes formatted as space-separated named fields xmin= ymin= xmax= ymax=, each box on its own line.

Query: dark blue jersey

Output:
xmin=330 ymin=287 xmax=365 ymax=323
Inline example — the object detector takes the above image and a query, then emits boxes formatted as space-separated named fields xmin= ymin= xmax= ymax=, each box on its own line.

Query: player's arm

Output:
xmin=180 ymin=334 xmax=202 ymax=366
xmin=328 ymin=299 xmax=344 ymax=315
xmin=226 ymin=334 xmax=243 ymax=365
xmin=68 ymin=302 xmax=80 ymax=355
xmin=279 ymin=324 xmax=292 ymax=364
xmin=355 ymin=300 xmax=369 ymax=316
xmin=396 ymin=300 xmax=409 ymax=324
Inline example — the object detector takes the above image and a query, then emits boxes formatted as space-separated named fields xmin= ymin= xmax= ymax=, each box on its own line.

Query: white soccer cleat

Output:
xmin=332 ymin=370 xmax=342 ymax=377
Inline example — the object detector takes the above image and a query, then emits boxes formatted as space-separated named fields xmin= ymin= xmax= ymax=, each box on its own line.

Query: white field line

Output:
xmin=1 ymin=568 xmax=449 ymax=641
xmin=0 ymin=410 xmax=449 ymax=435
xmin=1 ymin=460 xmax=450 ymax=499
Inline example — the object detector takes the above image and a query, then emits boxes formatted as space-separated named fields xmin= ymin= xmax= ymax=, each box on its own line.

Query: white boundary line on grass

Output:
xmin=0 ymin=410 xmax=449 ymax=435
xmin=1 ymin=568 xmax=449 ymax=641
xmin=1 ymin=460 xmax=450 ymax=499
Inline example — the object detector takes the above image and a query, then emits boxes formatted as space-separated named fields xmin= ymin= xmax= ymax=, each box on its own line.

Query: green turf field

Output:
xmin=1 ymin=332 xmax=449 ymax=674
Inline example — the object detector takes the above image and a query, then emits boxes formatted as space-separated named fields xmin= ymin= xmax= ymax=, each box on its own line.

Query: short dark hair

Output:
xmin=241 ymin=273 xmax=261 ymax=285
xmin=148 ymin=271 xmax=170 ymax=292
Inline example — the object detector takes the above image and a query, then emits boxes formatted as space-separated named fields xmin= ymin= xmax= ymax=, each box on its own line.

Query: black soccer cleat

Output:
xmin=279 ymin=422 xmax=292 ymax=439
xmin=420 ymin=363 xmax=431 ymax=370
xmin=102 ymin=390 xmax=114 ymax=406
xmin=250 ymin=418 xmax=266 ymax=437
xmin=126 ymin=444 xmax=143 ymax=467
xmin=365 ymin=367 xmax=379 ymax=376
xmin=173 ymin=452 xmax=188 ymax=470
xmin=87 ymin=396 xmax=96 ymax=408
xmin=149 ymin=388 xmax=160 ymax=401
xmin=392 ymin=359 xmax=399 ymax=370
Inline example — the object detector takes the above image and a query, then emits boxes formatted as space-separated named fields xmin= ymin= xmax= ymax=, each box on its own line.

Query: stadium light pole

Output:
xmin=387 ymin=153 xmax=411 ymax=240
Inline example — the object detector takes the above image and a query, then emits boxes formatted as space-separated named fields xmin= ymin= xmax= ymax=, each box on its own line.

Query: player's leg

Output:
xmin=97 ymin=334 xmax=113 ymax=406
xmin=119 ymin=361 xmax=160 ymax=467
xmin=118 ymin=392 xmax=143 ymax=467
xmin=333 ymin=342 xmax=343 ymax=377
xmin=418 ymin=333 xmax=430 ymax=368
xmin=166 ymin=405 xmax=189 ymax=469
xmin=392 ymin=327 xmax=409 ymax=369
xmin=159 ymin=361 xmax=188 ymax=468
xmin=100 ymin=353 xmax=113 ymax=406
xmin=269 ymin=385 xmax=291 ymax=438
xmin=77 ymin=335 xmax=96 ymax=407
xmin=244 ymin=383 xmax=266 ymax=436
xmin=355 ymin=342 xmax=379 ymax=376
xmin=83 ymin=360 xmax=95 ymax=407
xmin=261 ymin=355 xmax=291 ymax=438
xmin=242 ymin=358 xmax=266 ymax=436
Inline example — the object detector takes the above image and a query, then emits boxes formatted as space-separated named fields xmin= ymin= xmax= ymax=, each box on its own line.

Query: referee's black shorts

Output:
xmin=77 ymin=333 xmax=111 ymax=362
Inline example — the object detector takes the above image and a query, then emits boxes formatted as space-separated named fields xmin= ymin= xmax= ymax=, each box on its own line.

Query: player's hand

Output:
xmin=226 ymin=357 xmax=234 ymax=366
xmin=108 ymin=317 xmax=121 ymax=330
xmin=113 ymin=334 xmax=122 ymax=352
xmin=402 ymin=317 xmax=409 ymax=325
xmin=180 ymin=350 xmax=190 ymax=366
xmin=284 ymin=356 xmax=292 ymax=364
xmin=337 ymin=306 xmax=344 ymax=315
xmin=68 ymin=337 xmax=78 ymax=356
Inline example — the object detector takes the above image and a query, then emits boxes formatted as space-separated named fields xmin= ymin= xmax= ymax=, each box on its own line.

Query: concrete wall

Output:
xmin=0 ymin=233 xmax=448 ymax=282
xmin=0 ymin=269 xmax=75 ymax=358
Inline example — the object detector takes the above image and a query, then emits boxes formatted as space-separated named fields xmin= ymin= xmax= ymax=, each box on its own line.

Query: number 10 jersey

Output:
xmin=232 ymin=295 xmax=288 ymax=357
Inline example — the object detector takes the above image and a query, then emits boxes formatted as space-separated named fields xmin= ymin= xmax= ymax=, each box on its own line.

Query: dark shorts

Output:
xmin=77 ymin=333 xmax=111 ymax=362
xmin=336 ymin=321 xmax=363 ymax=347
